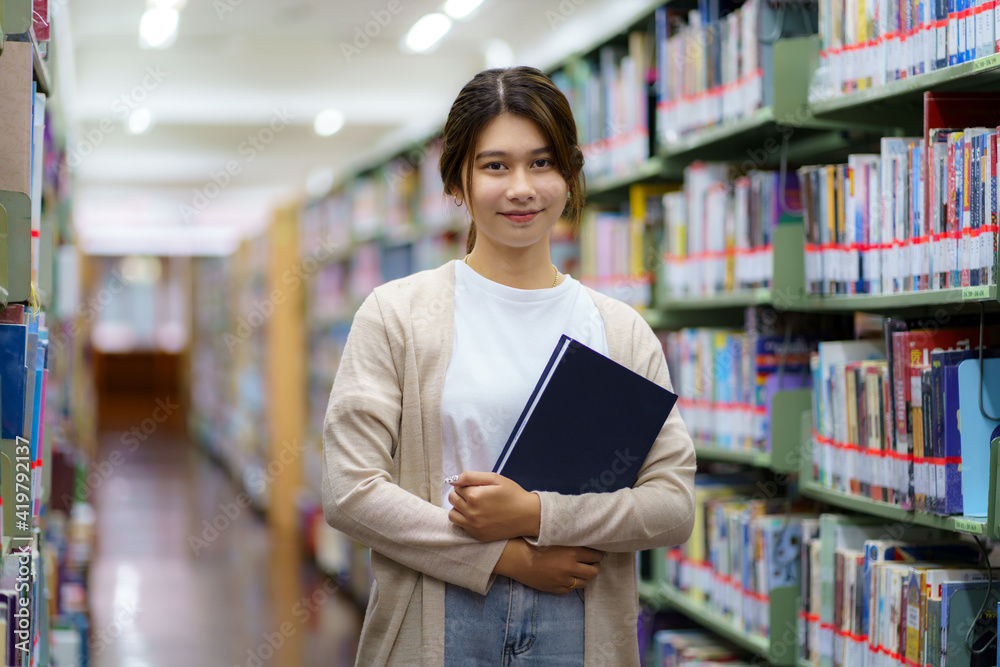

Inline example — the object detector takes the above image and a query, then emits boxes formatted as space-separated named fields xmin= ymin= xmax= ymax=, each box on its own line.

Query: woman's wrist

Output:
xmin=493 ymin=538 xmax=526 ymax=577
xmin=520 ymin=491 xmax=541 ymax=538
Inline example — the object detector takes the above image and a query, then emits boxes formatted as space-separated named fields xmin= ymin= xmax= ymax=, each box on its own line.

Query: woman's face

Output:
xmin=463 ymin=113 xmax=568 ymax=256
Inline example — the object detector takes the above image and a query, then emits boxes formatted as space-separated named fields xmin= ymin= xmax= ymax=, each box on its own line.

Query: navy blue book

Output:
xmin=492 ymin=335 xmax=678 ymax=495
xmin=0 ymin=322 xmax=28 ymax=440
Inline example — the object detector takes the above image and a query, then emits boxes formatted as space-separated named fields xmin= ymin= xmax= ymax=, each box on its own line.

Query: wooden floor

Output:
xmin=89 ymin=393 xmax=362 ymax=667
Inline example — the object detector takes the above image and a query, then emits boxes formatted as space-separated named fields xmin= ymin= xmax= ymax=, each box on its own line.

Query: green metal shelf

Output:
xmin=660 ymin=107 xmax=775 ymax=159
xmin=659 ymin=288 xmax=773 ymax=310
xmin=691 ymin=389 xmax=811 ymax=474
xmin=809 ymin=53 xmax=1000 ymax=129
xmin=641 ymin=581 xmax=800 ymax=665
xmin=800 ymin=286 xmax=999 ymax=312
xmin=694 ymin=443 xmax=772 ymax=467
xmin=587 ymin=158 xmax=667 ymax=200
xmin=799 ymin=479 xmax=991 ymax=537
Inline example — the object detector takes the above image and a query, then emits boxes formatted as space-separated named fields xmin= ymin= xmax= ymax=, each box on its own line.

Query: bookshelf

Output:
xmin=0 ymin=8 xmax=96 ymax=663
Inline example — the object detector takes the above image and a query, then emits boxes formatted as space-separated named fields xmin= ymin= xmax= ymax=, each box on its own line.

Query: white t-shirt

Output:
xmin=440 ymin=260 xmax=609 ymax=510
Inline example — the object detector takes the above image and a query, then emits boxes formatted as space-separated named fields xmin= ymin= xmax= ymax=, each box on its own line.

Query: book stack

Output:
xmin=662 ymin=163 xmax=801 ymax=300
xmin=652 ymin=628 xmax=756 ymax=666
xmin=799 ymin=515 xmax=997 ymax=667
xmin=801 ymin=142 xmax=920 ymax=295
xmin=579 ymin=209 xmax=650 ymax=307
xmin=663 ymin=326 xmax=813 ymax=455
xmin=418 ymin=139 xmax=459 ymax=232
xmin=382 ymin=155 xmax=418 ymax=243
xmin=0 ymin=305 xmax=57 ymax=667
xmin=349 ymin=174 xmax=383 ymax=242
xmin=801 ymin=130 xmax=1000 ymax=296
xmin=810 ymin=326 xmax=996 ymax=514
xmin=664 ymin=483 xmax=816 ymax=640
xmin=927 ymin=126 xmax=999 ymax=291
xmin=655 ymin=0 xmax=764 ymax=143
xmin=552 ymin=30 xmax=651 ymax=183
xmin=812 ymin=0 xmax=999 ymax=101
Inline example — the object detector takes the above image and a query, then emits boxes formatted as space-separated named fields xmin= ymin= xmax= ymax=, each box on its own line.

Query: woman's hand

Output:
xmin=447 ymin=471 xmax=540 ymax=542
xmin=493 ymin=538 xmax=604 ymax=594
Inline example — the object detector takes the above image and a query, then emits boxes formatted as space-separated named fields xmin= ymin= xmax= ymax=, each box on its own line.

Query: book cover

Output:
xmin=957 ymin=357 xmax=1000 ymax=515
xmin=494 ymin=335 xmax=678 ymax=495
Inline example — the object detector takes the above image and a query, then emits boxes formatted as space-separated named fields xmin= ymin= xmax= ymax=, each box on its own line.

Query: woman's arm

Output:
xmin=523 ymin=320 xmax=697 ymax=553
xmin=322 ymin=292 xmax=506 ymax=595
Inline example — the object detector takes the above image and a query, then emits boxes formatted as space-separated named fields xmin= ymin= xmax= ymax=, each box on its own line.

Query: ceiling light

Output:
xmin=139 ymin=8 xmax=179 ymax=49
xmin=127 ymin=108 xmax=153 ymax=135
xmin=443 ymin=0 xmax=484 ymax=20
xmin=314 ymin=109 xmax=345 ymax=137
xmin=403 ymin=13 xmax=452 ymax=53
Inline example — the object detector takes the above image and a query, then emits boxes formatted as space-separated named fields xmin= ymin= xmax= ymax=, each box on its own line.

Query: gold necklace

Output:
xmin=464 ymin=255 xmax=559 ymax=288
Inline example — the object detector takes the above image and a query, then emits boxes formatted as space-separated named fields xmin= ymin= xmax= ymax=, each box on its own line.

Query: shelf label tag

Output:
xmin=754 ymin=287 xmax=771 ymax=302
xmin=953 ymin=518 xmax=984 ymax=534
xmin=962 ymin=286 xmax=991 ymax=300
xmin=974 ymin=53 xmax=1000 ymax=71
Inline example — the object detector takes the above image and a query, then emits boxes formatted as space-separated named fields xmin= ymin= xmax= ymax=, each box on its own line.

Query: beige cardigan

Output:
xmin=322 ymin=261 xmax=696 ymax=666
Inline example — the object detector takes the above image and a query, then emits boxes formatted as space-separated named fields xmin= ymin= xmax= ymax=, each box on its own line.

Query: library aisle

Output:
xmin=89 ymin=386 xmax=361 ymax=667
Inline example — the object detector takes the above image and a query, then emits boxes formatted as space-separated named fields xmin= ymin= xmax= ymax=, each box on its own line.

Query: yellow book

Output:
xmin=825 ymin=166 xmax=836 ymax=294
xmin=687 ymin=486 xmax=749 ymax=602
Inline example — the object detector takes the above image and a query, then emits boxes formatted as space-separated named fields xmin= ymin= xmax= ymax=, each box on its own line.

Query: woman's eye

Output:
xmin=485 ymin=162 xmax=504 ymax=170
xmin=533 ymin=159 xmax=553 ymax=168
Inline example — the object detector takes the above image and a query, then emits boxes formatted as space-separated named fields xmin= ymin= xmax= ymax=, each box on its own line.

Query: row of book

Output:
xmin=800 ymin=515 xmax=998 ymax=667
xmin=578 ymin=210 xmax=651 ymax=307
xmin=297 ymin=141 xmax=468 ymax=261
xmin=553 ymin=31 xmax=651 ymax=182
xmin=662 ymin=326 xmax=814 ymax=454
xmin=663 ymin=478 xmax=814 ymax=640
xmin=655 ymin=0 xmax=765 ymax=142
xmin=651 ymin=629 xmax=755 ymax=666
xmin=810 ymin=323 xmax=998 ymax=516
xmin=799 ymin=133 xmax=999 ymax=296
xmin=0 ymin=303 xmax=92 ymax=667
xmin=813 ymin=0 xmax=1000 ymax=100
xmin=661 ymin=163 xmax=801 ymax=300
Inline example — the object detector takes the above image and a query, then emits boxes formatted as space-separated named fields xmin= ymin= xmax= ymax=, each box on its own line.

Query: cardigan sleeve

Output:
xmin=525 ymin=317 xmax=697 ymax=552
xmin=321 ymin=292 xmax=507 ymax=594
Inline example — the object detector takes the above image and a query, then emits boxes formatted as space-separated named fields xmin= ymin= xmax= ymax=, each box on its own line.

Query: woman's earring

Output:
xmin=454 ymin=196 xmax=463 ymax=207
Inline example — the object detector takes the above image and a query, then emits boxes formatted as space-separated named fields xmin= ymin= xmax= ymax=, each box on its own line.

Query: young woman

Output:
xmin=322 ymin=66 xmax=696 ymax=666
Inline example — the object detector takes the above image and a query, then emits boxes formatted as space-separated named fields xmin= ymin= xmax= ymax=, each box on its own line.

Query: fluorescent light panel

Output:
xmin=404 ymin=13 xmax=452 ymax=53
xmin=443 ymin=0 xmax=484 ymax=19
xmin=139 ymin=8 xmax=179 ymax=49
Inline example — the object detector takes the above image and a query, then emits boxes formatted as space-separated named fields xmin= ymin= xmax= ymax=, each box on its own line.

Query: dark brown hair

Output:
xmin=439 ymin=66 xmax=585 ymax=254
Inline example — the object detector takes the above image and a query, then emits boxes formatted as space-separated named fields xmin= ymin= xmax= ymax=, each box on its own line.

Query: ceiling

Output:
xmin=57 ymin=0 xmax=661 ymax=255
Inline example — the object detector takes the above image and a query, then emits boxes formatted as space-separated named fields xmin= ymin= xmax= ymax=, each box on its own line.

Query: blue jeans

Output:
xmin=444 ymin=576 xmax=585 ymax=666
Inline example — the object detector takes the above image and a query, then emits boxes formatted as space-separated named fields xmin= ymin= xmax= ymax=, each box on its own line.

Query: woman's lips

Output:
xmin=502 ymin=210 xmax=540 ymax=223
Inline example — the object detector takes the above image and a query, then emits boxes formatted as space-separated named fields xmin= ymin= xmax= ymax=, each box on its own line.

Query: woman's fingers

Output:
xmin=575 ymin=547 xmax=606 ymax=564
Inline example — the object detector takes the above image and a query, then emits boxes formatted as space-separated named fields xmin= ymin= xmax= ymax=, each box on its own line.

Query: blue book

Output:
xmin=0 ymin=323 xmax=28 ymax=440
xmin=493 ymin=335 xmax=678 ymax=495
xmin=958 ymin=357 xmax=1000 ymax=516
xmin=950 ymin=0 xmax=960 ymax=65
xmin=937 ymin=0 xmax=950 ymax=69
